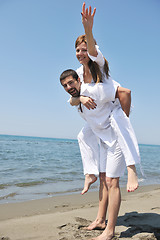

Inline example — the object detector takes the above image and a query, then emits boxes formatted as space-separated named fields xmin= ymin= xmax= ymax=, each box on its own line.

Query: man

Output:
xmin=60 ymin=69 xmax=140 ymax=239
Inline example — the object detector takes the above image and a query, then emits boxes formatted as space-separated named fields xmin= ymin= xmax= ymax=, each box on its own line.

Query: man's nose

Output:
xmin=66 ymin=84 xmax=72 ymax=90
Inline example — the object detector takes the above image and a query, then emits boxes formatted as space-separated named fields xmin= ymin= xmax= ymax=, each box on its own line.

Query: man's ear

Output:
xmin=78 ymin=77 xmax=81 ymax=83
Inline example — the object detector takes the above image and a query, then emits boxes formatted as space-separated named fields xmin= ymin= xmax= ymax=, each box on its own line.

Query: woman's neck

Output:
xmin=83 ymin=64 xmax=92 ymax=83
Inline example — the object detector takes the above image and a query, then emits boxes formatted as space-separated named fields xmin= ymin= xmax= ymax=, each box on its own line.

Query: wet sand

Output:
xmin=0 ymin=184 xmax=160 ymax=240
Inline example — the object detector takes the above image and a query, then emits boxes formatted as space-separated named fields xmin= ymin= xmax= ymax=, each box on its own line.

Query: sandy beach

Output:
xmin=0 ymin=184 xmax=160 ymax=240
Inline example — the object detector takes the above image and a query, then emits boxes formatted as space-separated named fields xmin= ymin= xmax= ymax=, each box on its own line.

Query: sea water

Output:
xmin=0 ymin=135 xmax=160 ymax=203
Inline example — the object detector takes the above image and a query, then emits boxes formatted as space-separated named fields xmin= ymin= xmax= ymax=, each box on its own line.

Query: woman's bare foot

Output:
xmin=127 ymin=165 xmax=139 ymax=192
xmin=81 ymin=174 xmax=97 ymax=195
xmin=83 ymin=218 xmax=106 ymax=230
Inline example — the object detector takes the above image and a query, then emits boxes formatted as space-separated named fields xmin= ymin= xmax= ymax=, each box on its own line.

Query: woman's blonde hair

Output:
xmin=75 ymin=35 xmax=110 ymax=83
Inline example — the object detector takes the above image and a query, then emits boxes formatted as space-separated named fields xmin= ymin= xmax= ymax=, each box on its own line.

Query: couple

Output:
xmin=60 ymin=3 xmax=140 ymax=240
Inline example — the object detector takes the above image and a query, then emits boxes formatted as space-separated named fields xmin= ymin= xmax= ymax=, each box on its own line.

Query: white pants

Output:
xmin=77 ymin=124 xmax=126 ymax=178
xmin=77 ymin=124 xmax=99 ymax=176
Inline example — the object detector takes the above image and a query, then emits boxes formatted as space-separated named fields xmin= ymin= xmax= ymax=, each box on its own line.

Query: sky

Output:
xmin=0 ymin=0 xmax=160 ymax=145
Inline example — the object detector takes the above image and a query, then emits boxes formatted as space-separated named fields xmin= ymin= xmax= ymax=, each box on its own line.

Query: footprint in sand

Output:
xmin=57 ymin=218 xmax=104 ymax=240
xmin=0 ymin=238 xmax=10 ymax=240
xmin=151 ymin=207 xmax=160 ymax=210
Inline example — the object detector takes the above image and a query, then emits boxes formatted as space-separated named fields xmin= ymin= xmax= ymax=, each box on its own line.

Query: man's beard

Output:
xmin=68 ymin=88 xmax=80 ymax=97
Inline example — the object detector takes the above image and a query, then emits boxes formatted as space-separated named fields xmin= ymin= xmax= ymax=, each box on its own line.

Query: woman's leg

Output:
xmin=110 ymin=107 xmax=140 ymax=192
xmin=77 ymin=125 xmax=109 ymax=228
xmin=77 ymin=124 xmax=99 ymax=194
xmin=127 ymin=165 xmax=138 ymax=192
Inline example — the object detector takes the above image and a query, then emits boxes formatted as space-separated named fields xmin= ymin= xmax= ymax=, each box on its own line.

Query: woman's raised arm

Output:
xmin=81 ymin=2 xmax=97 ymax=57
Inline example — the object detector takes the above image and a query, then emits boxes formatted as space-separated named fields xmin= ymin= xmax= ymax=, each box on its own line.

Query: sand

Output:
xmin=0 ymin=185 xmax=160 ymax=240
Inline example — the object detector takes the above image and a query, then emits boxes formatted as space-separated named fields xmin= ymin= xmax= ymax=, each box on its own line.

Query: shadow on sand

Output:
xmin=116 ymin=211 xmax=160 ymax=239
xmin=58 ymin=212 xmax=160 ymax=240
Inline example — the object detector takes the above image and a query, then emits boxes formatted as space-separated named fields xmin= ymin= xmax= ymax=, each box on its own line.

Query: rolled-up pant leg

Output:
xmin=77 ymin=123 xmax=100 ymax=176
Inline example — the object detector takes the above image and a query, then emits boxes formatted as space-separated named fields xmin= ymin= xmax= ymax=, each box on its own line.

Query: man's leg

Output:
xmin=103 ymin=177 xmax=121 ymax=239
xmin=86 ymin=172 xmax=108 ymax=230
xmin=78 ymin=125 xmax=109 ymax=228
xmin=86 ymin=138 xmax=110 ymax=230
xmin=90 ymin=141 xmax=125 ymax=239
xmin=89 ymin=177 xmax=121 ymax=240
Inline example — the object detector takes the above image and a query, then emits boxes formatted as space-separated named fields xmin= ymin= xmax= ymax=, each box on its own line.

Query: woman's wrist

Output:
xmin=70 ymin=96 xmax=80 ymax=106
xmin=79 ymin=95 xmax=85 ymax=102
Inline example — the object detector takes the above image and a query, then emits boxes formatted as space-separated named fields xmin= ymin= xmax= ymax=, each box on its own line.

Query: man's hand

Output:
xmin=80 ymin=96 xmax=97 ymax=110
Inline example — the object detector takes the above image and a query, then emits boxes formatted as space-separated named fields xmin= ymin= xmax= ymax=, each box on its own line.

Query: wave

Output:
xmin=15 ymin=181 xmax=44 ymax=187
xmin=0 ymin=184 xmax=10 ymax=189
xmin=0 ymin=192 xmax=17 ymax=200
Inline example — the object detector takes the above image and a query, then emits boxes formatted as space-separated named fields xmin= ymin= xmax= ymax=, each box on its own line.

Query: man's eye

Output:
xmin=69 ymin=81 xmax=73 ymax=85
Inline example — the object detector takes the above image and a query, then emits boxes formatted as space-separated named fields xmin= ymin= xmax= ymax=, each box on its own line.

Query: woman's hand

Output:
xmin=81 ymin=2 xmax=96 ymax=33
xmin=80 ymin=96 xmax=97 ymax=110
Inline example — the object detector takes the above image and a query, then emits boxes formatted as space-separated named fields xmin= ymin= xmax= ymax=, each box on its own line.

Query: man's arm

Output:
xmin=70 ymin=84 xmax=131 ymax=115
xmin=116 ymin=87 xmax=131 ymax=117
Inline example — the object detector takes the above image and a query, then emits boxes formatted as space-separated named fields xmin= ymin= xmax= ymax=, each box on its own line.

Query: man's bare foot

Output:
xmin=81 ymin=174 xmax=97 ymax=195
xmin=83 ymin=218 xmax=106 ymax=230
xmin=89 ymin=230 xmax=114 ymax=240
xmin=127 ymin=165 xmax=139 ymax=192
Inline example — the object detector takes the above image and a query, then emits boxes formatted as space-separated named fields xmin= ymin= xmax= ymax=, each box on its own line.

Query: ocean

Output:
xmin=0 ymin=135 xmax=160 ymax=204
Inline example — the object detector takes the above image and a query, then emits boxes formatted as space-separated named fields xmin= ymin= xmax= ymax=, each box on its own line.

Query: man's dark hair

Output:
xmin=60 ymin=69 xmax=79 ymax=83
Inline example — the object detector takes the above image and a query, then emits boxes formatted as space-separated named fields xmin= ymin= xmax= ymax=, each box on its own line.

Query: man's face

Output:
xmin=61 ymin=76 xmax=81 ymax=97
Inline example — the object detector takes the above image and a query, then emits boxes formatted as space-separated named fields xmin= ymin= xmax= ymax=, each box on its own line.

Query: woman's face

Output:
xmin=76 ymin=42 xmax=90 ymax=65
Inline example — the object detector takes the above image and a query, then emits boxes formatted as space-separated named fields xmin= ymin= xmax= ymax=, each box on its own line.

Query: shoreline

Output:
xmin=0 ymin=184 xmax=160 ymax=239
xmin=0 ymin=184 xmax=158 ymax=220
xmin=0 ymin=176 xmax=152 ymax=205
